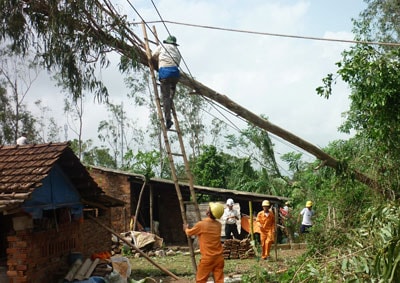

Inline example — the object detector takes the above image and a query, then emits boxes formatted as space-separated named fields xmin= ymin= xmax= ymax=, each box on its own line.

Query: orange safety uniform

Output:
xmin=256 ymin=209 xmax=275 ymax=259
xmin=185 ymin=218 xmax=224 ymax=283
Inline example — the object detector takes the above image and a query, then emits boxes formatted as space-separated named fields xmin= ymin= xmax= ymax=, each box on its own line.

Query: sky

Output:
xmin=25 ymin=0 xmax=367 ymax=170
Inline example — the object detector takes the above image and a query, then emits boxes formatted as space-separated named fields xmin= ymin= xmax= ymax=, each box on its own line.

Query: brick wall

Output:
xmin=89 ymin=168 xmax=130 ymax=232
xmin=6 ymin=212 xmax=112 ymax=283
xmin=80 ymin=210 xmax=112 ymax=259
xmin=89 ymin=168 xmax=192 ymax=245
xmin=7 ymin=221 xmax=82 ymax=283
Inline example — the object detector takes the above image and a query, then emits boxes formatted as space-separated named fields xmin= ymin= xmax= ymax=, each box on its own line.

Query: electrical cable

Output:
xmin=137 ymin=19 xmax=400 ymax=47
xmin=126 ymin=0 xmax=325 ymax=174
xmin=147 ymin=0 xmax=244 ymax=132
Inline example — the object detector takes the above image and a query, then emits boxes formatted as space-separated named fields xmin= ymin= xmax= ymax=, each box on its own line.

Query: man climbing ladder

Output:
xmin=142 ymin=23 xmax=200 ymax=273
xmin=152 ymin=35 xmax=181 ymax=129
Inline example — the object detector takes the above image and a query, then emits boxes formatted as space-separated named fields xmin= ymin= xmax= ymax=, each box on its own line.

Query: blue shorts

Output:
xmin=159 ymin=66 xmax=180 ymax=80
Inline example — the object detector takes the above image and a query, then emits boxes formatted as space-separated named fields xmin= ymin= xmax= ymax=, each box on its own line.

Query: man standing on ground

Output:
xmin=298 ymin=200 xmax=315 ymax=234
xmin=183 ymin=202 xmax=225 ymax=283
xmin=222 ymin=198 xmax=240 ymax=239
xmin=256 ymin=200 xmax=275 ymax=260
xmin=152 ymin=35 xmax=181 ymax=129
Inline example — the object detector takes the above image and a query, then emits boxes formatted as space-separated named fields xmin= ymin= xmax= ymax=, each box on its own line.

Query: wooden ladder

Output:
xmin=141 ymin=23 xmax=201 ymax=272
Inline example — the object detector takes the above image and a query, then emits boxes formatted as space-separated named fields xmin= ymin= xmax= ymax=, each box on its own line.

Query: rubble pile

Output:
xmin=111 ymin=231 xmax=186 ymax=258
xmin=63 ymin=255 xmax=130 ymax=282
xmin=223 ymin=238 xmax=255 ymax=260
xmin=111 ymin=231 xmax=164 ymax=256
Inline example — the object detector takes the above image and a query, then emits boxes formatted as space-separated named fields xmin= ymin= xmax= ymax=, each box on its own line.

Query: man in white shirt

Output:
xmin=298 ymin=200 xmax=315 ymax=234
xmin=222 ymin=198 xmax=240 ymax=239
xmin=152 ymin=35 xmax=181 ymax=129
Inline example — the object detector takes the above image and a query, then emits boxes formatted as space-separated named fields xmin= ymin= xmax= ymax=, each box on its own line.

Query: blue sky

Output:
xmin=27 ymin=0 xmax=368 ymax=169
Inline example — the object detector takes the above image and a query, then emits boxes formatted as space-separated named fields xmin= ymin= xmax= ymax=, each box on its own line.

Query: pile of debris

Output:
xmin=112 ymin=230 xmax=166 ymax=256
xmin=63 ymin=254 xmax=131 ymax=282
xmin=223 ymin=238 xmax=255 ymax=260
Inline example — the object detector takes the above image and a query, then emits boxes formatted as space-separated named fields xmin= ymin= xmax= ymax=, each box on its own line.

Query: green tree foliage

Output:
xmin=316 ymin=0 xmax=400 ymax=198
xmin=0 ymin=49 xmax=41 ymax=143
xmin=64 ymin=96 xmax=85 ymax=158
xmin=223 ymin=120 xmax=290 ymax=195
xmin=353 ymin=0 xmax=400 ymax=43
xmin=97 ymin=102 xmax=141 ymax=168
xmin=279 ymin=1 xmax=400 ymax=281
xmin=0 ymin=83 xmax=37 ymax=144
xmin=284 ymin=202 xmax=400 ymax=282
xmin=192 ymin=145 xmax=229 ymax=188
xmin=34 ymin=100 xmax=61 ymax=143
xmin=0 ymin=0 xmax=140 ymax=101
xmin=70 ymin=139 xmax=117 ymax=168
xmin=174 ymin=85 xmax=209 ymax=159
xmin=123 ymin=150 xmax=160 ymax=181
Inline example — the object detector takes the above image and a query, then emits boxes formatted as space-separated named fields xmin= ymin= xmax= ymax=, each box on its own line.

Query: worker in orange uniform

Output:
xmin=183 ymin=202 xmax=225 ymax=283
xmin=256 ymin=200 xmax=275 ymax=260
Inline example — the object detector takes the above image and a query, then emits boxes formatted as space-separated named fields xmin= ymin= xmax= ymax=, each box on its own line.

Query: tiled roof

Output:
xmin=0 ymin=143 xmax=68 ymax=193
xmin=0 ymin=142 xmax=124 ymax=212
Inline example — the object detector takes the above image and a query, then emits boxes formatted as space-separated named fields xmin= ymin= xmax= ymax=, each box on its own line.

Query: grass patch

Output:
xmin=128 ymin=248 xmax=305 ymax=282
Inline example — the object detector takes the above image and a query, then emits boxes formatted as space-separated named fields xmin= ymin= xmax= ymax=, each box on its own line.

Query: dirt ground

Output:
xmin=133 ymin=248 xmax=306 ymax=283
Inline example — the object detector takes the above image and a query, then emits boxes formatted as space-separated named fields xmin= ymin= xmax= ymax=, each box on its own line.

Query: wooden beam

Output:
xmin=86 ymin=214 xmax=180 ymax=280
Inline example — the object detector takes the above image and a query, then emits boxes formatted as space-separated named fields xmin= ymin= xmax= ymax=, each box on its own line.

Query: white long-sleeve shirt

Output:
xmin=222 ymin=207 xmax=240 ymax=225
xmin=152 ymin=44 xmax=181 ymax=68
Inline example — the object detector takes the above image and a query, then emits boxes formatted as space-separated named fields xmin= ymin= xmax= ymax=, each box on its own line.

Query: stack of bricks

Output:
xmin=238 ymin=238 xmax=255 ymax=259
xmin=223 ymin=238 xmax=255 ymax=260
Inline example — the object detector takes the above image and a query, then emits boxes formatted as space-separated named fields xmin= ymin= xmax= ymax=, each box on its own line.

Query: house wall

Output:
xmin=80 ymin=210 xmax=112 ymax=259
xmin=89 ymin=169 xmax=192 ymax=245
xmin=7 ymin=219 xmax=82 ymax=283
xmin=156 ymin=187 xmax=187 ymax=245
xmin=6 ymin=212 xmax=112 ymax=283
xmin=89 ymin=168 xmax=130 ymax=232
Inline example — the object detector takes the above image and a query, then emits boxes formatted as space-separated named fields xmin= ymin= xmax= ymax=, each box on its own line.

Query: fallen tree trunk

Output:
xmin=177 ymin=74 xmax=380 ymax=190
xmin=16 ymin=0 xmax=379 ymax=191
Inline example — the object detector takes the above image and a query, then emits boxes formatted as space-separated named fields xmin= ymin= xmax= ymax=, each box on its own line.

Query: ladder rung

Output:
xmin=171 ymin=152 xmax=184 ymax=157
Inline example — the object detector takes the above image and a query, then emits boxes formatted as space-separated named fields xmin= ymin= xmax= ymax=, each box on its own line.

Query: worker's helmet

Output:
xmin=262 ymin=200 xmax=271 ymax=207
xmin=226 ymin=198 xmax=234 ymax=206
xmin=306 ymin=201 xmax=313 ymax=208
xmin=209 ymin=202 xmax=224 ymax=219
xmin=163 ymin=35 xmax=179 ymax=46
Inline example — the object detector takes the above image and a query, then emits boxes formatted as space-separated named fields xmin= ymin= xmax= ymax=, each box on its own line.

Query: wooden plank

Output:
xmin=84 ymin=258 xmax=100 ymax=278
xmin=87 ymin=214 xmax=179 ymax=280
xmin=74 ymin=258 xmax=92 ymax=280
xmin=64 ymin=258 xmax=82 ymax=282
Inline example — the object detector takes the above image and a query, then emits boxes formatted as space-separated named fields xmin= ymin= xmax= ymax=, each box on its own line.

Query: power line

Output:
xmin=127 ymin=2 xmax=325 ymax=174
xmin=146 ymin=1 xmax=244 ymax=132
xmin=138 ymin=20 xmax=400 ymax=47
